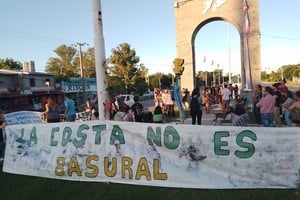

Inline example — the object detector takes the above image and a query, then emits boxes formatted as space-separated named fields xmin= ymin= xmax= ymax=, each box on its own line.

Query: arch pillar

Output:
xmin=174 ymin=0 xmax=261 ymax=92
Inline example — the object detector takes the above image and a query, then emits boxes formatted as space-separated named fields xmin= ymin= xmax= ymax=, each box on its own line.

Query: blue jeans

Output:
xmin=67 ymin=114 xmax=76 ymax=122
xmin=284 ymin=110 xmax=292 ymax=127
xmin=260 ymin=113 xmax=274 ymax=127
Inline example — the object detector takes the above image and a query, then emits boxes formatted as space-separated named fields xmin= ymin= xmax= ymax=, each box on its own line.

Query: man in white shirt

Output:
xmin=221 ymin=84 xmax=231 ymax=111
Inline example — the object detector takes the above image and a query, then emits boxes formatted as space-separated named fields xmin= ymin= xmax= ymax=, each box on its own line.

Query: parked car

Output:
xmin=142 ymin=91 xmax=154 ymax=97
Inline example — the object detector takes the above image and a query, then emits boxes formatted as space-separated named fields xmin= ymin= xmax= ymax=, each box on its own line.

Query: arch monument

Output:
xmin=174 ymin=0 xmax=261 ymax=92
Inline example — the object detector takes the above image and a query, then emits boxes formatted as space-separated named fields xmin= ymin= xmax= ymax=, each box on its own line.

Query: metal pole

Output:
xmin=205 ymin=71 xmax=207 ymax=86
xmin=72 ymin=43 xmax=88 ymax=102
xmin=218 ymin=70 xmax=220 ymax=85
xmin=213 ymin=70 xmax=215 ymax=86
xmin=77 ymin=43 xmax=86 ymax=102
xmin=177 ymin=75 xmax=184 ymax=124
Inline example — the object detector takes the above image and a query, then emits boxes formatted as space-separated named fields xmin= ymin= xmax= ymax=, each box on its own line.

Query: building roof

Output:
xmin=0 ymin=69 xmax=54 ymax=76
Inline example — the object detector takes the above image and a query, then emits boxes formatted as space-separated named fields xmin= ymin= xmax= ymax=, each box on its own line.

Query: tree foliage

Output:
xmin=108 ymin=43 xmax=140 ymax=93
xmin=261 ymin=64 xmax=300 ymax=83
xmin=45 ymin=45 xmax=96 ymax=82
xmin=0 ymin=58 xmax=22 ymax=70
xmin=45 ymin=45 xmax=77 ymax=80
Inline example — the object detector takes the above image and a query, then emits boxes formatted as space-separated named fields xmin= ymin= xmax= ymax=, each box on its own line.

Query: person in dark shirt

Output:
xmin=131 ymin=96 xmax=144 ymax=122
xmin=0 ymin=113 xmax=7 ymax=161
xmin=272 ymin=83 xmax=283 ymax=127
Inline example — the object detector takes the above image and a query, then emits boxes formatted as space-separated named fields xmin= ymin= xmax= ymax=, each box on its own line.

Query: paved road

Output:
xmin=140 ymin=98 xmax=229 ymax=125
xmin=141 ymin=98 xmax=155 ymax=111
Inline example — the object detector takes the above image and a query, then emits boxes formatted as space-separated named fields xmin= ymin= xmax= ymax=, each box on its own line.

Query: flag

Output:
xmin=243 ymin=0 xmax=250 ymax=38
xmin=242 ymin=0 xmax=252 ymax=91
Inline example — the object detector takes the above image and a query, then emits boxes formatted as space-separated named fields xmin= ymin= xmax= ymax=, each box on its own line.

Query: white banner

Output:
xmin=3 ymin=121 xmax=300 ymax=189
xmin=4 ymin=111 xmax=43 ymax=125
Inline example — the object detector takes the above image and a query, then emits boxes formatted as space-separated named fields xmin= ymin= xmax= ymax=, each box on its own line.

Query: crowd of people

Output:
xmin=0 ymin=80 xmax=300 ymax=163
xmin=186 ymin=84 xmax=248 ymax=126
xmin=101 ymin=88 xmax=178 ymax=124
xmin=180 ymin=80 xmax=300 ymax=128
xmin=100 ymin=80 xmax=300 ymax=128
xmin=253 ymin=79 xmax=300 ymax=127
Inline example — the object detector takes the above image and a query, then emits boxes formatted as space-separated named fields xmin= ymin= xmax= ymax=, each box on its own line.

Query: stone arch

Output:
xmin=190 ymin=17 xmax=241 ymax=85
xmin=174 ymin=0 xmax=261 ymax=92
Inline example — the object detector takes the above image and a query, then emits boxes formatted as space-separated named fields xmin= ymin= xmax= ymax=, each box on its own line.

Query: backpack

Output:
xmin=290 ymin=108 xmax=300 ymax=122
xmin=190 ymin=96 xmax=200 ymax=112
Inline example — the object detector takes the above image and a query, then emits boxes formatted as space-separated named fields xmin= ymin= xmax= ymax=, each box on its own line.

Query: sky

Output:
xmin=1 ymin=0 xmax=300 ymax=75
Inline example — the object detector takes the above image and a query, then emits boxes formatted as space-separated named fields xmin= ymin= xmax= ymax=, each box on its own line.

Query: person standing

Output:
xmin=288 ymin=90 xmax=300 ymax=127
xmin=63 ymin=93 xmax=76 ymax=122
xmin=204 ymin=87 xmax=211 ymax=114
xmin=182 ymin=89 xmax=190 ymax=110
xmin=154 ymin=88 xmax=162 ymax=107
xmin=44 ymin=96 xmax=60 ymax=123
xmin=221 ymin=84 xmax=231 ymax=111
xmin=272 ymin=83 xmax=284 ymax=127
xmin=233 ymin=84 xmax=239 ymax=100
xmin=0 ymin=113 xmax=7 ymax=161
xmin=281 ymin=90 xmax=294 ymax=127
xmin=252 ymin=84 xmax=263 ymax=124
xmin=256 ymin=86 xmax=276 ymax=127
xmin=279 ymin=79 xmax=288 ymax=102
xmin=131 ymin=96 xmax=144 ymax=122
xmin=165 ymin=90 xmax=175 ymax=117
xmin=189 ymin=88 xmax=203 ymax=125
xmin=84 ymin=99 xmax=93 ymax=112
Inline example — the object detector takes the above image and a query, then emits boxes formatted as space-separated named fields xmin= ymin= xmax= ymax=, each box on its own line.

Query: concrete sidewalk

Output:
xmin=184 ymin=112 xmax=233 ymax=125
xmin=170 ymin=111 xmax=232 ymax=126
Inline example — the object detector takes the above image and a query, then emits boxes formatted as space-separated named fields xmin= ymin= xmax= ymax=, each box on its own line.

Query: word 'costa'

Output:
xmin=15 ymin=124 xmax=181 ymax=150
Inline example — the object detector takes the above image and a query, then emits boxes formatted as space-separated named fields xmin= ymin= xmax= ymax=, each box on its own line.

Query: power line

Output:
xmin=0 ymin=27 xmax=77 ymax=44
xmin=261 ymin=34 xmax=300 ymax=41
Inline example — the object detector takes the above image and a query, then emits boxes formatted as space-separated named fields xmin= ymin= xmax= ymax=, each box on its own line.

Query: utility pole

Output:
xmin=73 ymin=42 xmax=88 ymax=102
xmin=93 ymin=0 xmax=108 ymax=120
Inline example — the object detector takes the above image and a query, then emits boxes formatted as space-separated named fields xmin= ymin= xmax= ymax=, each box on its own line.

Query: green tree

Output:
xmin=0 ymin=58 xmax=22 ymax=70
xmin=280 ymin=64 xmax=300 ymax=81
xmin=196 ymin=71 xmax=208 ymax=87
xmin=45 ymin=45 xmax=77 ymax=81
xmin=150 ymin=72 xmax=173 ymax=89
xmin=108 ymin=43 xmax=140 ymax=93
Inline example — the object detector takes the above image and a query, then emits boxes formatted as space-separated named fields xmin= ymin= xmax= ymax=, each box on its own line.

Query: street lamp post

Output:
xmin=217 ymin=64 xmax=220 ymax=85
xmin=205 ymin=71 xmax=208 ymax=87
xmin=73 ymin=42 xmax=88 ymax=102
